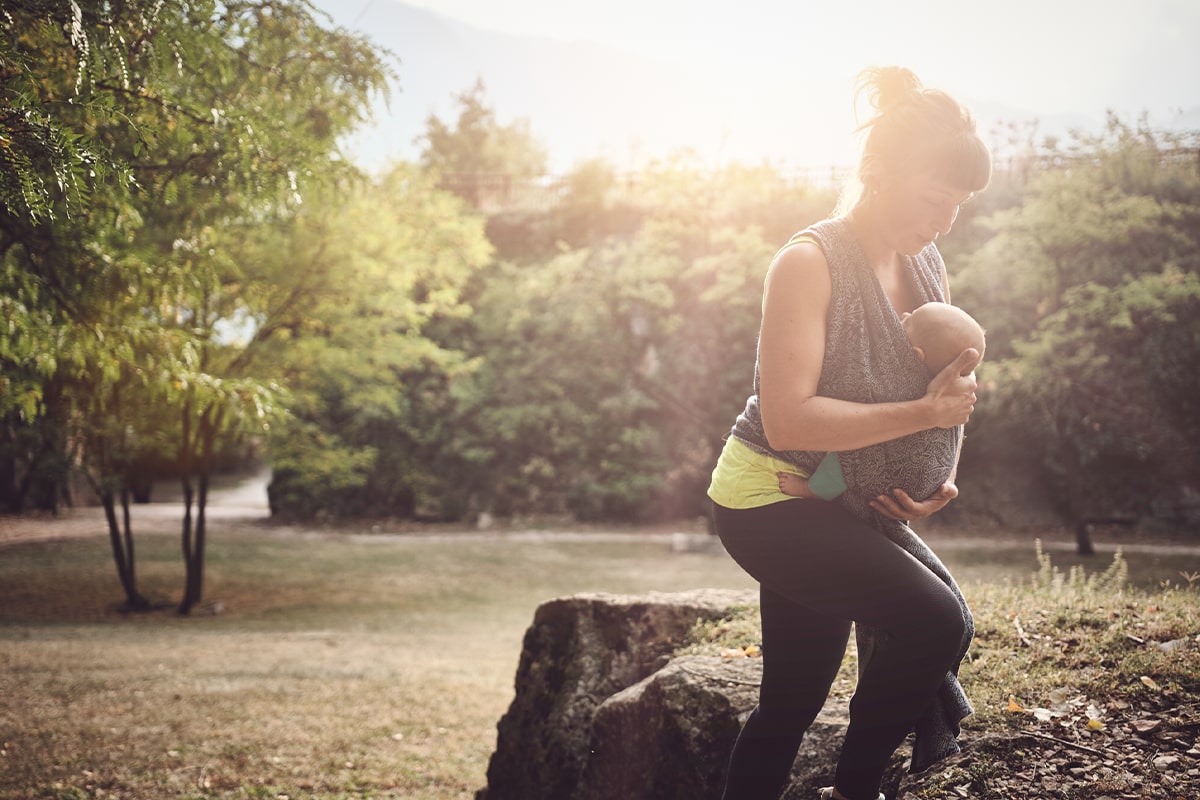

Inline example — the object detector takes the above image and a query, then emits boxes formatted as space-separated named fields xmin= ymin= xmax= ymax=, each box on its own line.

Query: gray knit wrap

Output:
xmin=730 ymin=216 xmax=974 ymax=772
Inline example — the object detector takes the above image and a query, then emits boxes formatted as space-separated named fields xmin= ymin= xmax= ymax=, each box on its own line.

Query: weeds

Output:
xmin=1030 ymin=538 xmax=1129 ymax=602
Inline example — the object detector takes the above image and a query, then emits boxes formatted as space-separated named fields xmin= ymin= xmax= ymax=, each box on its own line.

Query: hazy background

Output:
xmin=311 ymin=0 xmax=1200 ymax=172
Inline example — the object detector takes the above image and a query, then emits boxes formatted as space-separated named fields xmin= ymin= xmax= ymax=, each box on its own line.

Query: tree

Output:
xmin=955 ymin=117 xmax=1200 ymax=544
xmin=446 ymin=161 xmax=833 ymax=522
xmin=418 ymin=77 xmax=548 ymax=207
xmin=1 ymin=0 xmax=389 ymax=611
xmin=0 ymin=0 xmax=138 ymax=223
xmin=983 ymin=270 xmax=1200 ymax=548
xmin=263 ymin=165 xmax=491 ymax=520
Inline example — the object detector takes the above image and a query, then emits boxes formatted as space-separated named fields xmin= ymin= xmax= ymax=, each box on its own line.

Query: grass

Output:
xmin=690 ymin=541 xmax=1200 ymax=799
xmin=961 ymin=543 xmax=1200 ymax=735
xmin=0 ymin=525 xmax=756 ymax=800
xmin=1 ymin=520 xmax=1198 ymax=800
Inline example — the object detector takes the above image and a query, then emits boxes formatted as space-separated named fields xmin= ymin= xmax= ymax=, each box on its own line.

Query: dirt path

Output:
xmin=4 ymin=470 xmax=1199 ymax=558
xmin=0 ymin=469 xmax=272 ymax=546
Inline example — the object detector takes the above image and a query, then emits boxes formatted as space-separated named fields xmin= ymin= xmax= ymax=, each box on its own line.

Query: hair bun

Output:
xmin=857 ymin=66 xmax=923 ymax=115
xmin=838 ymin=64 xmax=992 ymax=215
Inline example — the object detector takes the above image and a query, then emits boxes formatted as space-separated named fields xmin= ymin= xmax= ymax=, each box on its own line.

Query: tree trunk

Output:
xmin=177 ymin=474 xmax=208 ymax=615
xmin=178 ymin=433 xmax=215 ymax=615
xmin=101 ymin=489 xmax=151 ymax=611
xmin=18 ymin=382 xmax=73 ymax=513
xmin=0 ymin=419 xmax=16 ymax=513
xmin=16 ymin=433 xmax=59 ymax=513
xmin=178 ymin=477 xmax=198 ymax=615
xmin=1064 ymin=450 xmax=1095 ymax=556
xmin=194 ymin=472 xmax=208 ymax=606
xmin=1073 ymin=519 xmax=1096 ymax=556
xmin=177 ymin=402 xmax=220 ymax=616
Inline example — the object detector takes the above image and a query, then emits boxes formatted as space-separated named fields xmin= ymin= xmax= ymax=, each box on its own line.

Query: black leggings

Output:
xmin=712 ymin=499 xmax=967 ymax=800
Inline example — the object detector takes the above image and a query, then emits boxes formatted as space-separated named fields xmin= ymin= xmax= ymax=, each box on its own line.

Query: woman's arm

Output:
xmin=757 ymin=243 xmax=979 ymax=453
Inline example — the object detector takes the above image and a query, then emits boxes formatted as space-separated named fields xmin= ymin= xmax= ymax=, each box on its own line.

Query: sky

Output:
xmin=324 ymin=0 xmax=1200 ymax=171
xmin=390 ymin=0 xmax=1196 ymax=112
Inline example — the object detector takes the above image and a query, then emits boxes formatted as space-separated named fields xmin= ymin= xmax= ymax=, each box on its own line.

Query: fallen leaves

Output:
xmin=976 ymin=679 xmax=1200 ymax=798
xmin=904 ymin=698 xmax=1200 ymax=800
xmin=719 ymin=644 xmax=760 ymax=659
xmin=1008 ymin=686 xmax=1109 ymax=733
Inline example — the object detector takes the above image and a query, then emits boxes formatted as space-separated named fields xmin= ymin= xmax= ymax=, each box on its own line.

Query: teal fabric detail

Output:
xmin=808 ymin=452 xmax=848 ymax=500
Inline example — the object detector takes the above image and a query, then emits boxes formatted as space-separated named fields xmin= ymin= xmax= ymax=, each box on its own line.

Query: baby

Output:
xmin=778 ymin=301 xmax=986 ymax=500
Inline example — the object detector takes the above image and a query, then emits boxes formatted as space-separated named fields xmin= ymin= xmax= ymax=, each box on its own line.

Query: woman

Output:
xmin=707 ymin=66 xmax=991 ymax=800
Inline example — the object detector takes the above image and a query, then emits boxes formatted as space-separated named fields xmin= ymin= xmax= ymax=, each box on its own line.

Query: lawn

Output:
xmin=0 ymin=522 xmax=757 ymax=800
xmin=1 ymin=517 xmax=1197 ymax=799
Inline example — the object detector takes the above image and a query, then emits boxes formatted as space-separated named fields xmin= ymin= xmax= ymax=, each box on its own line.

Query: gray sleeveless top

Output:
xmin=729 ymin=216 xmax=962 ymax=533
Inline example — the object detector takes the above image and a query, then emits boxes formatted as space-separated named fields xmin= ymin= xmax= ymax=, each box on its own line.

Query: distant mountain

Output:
xmin=318 ymin=1 xmax=747 ymax=171
xmin=313 ymin=1 xmax=1199 ymax=175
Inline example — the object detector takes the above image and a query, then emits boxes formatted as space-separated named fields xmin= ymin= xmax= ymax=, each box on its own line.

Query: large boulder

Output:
xmin=479 ymin=590 xmax=755 ymax=800
xmin=580 ymin=654 xmax=760 ymax=800
xmin=478 ymin=590 xmax=880 ymax=800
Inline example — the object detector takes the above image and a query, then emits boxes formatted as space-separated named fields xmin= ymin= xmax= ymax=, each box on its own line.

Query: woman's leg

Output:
xmin=720 ymin=582 xmax=851 ymax=800
xmin=713 ymin=500 xmax=967 ymax=800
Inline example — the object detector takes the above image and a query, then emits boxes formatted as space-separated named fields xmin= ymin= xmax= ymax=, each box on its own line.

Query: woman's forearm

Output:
xmin=761 ymin=394 xmax=937 ymax=453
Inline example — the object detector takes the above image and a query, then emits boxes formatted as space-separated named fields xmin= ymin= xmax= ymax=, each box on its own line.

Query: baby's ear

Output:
xmin=899 ymin=311 xmax=913 ymax=322
xmin=912 ymin=345 xmax=927 ymax=364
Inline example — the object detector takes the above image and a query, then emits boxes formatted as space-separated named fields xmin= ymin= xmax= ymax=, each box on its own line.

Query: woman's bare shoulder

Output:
xmin=766 ymin=237 xmax=831 ymax=294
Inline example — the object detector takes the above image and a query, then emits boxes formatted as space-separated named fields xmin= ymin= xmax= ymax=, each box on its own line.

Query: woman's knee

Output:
xmin=894 ymin=584 xmax=967 ymax=654
xmin=927 ymin=595 xmax=968 ymax=663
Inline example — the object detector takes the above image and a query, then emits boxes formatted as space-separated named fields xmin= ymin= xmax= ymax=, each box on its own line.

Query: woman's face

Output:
xmin=877 ymin=172 xmax=974 ymax=256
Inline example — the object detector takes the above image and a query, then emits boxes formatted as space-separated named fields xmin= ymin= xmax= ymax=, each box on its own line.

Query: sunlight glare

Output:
xmin=339 ymin=0 xmax=1200 ymax=171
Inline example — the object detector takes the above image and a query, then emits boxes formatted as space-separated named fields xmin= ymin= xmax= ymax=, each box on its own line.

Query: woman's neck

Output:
xmin=845 ymin=201 xmax=902 ymax=275
xmin=844 ymin=202 xmax=920 ymax=315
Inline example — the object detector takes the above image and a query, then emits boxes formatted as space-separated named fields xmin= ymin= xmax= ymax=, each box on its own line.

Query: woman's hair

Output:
xmin=836 ymin=66 xmax=992 ymax=215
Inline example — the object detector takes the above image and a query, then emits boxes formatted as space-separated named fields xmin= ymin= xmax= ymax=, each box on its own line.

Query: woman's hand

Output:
xmin=924 ymin=348 xmax=981 ymax=428
xmin=871 ymin=483 xmax=959 ymax=522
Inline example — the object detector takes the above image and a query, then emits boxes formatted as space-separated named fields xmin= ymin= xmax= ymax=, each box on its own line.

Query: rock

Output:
xmin=1156 ymin=637 xmax=1189 ymax=653
xmin=478 ymin=590 xmax=758 ymax=800
xmin=1131 ymin=718 xmax=1162 ymax=734
xmin=579 ymin=655 xmax=761 ymax=800
xmin=1154 ymin=754 xmax=1180 ymax=770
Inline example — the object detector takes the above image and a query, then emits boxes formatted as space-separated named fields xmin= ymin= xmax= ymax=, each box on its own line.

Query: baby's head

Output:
xmin=901 ymin=302 xmax=986 ymax=376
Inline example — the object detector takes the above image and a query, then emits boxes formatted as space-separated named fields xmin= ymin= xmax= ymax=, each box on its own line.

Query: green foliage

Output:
xmin=955 ymin=116 xmax=1200 ymax=527
xmin=0 ymin=0 xmax=140 ymax=222
xmin=0 ymin=0 xmax=392 ymax=614
xmin=5 ymin=8 xmax=1199 ymax=533
xmin=485 ymin=157 xmax=645 ymax=260
xmin=1 ymin=0 xmax=389 ymax=490
xmin=446 ymin=163 xmax=831 ymax=521
xmin=260 ymin=147 xmax=840 ymax=523
xmin=979 ymin=268 xmax=1200 ymax=517
xmin=419 ymin=77 xmax=548 ymax=201
xmin=263 ymin=166 xmax=491 ymax=519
